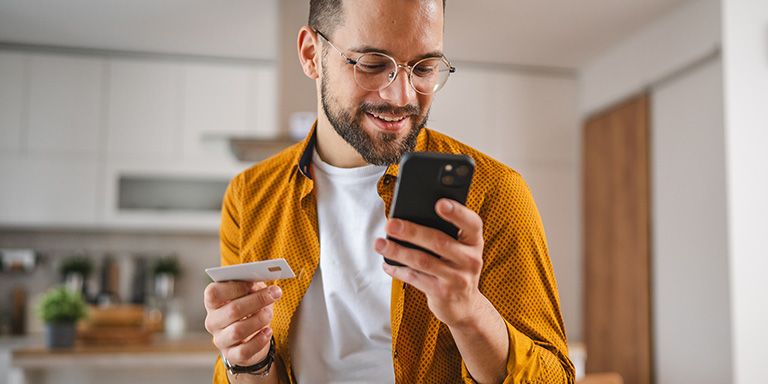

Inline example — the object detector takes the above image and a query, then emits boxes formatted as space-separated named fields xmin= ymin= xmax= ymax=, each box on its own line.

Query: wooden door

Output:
xmin=584 ymin=94 xmax=651 ymax=384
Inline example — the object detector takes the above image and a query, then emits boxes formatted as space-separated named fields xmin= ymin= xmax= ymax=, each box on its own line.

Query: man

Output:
xmin=203 ymin=0 xmax=574 ymax=383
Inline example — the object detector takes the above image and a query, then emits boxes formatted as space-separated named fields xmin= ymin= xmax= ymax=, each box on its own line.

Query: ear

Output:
xmin=297 ymin=26 xmax=320 ymax=79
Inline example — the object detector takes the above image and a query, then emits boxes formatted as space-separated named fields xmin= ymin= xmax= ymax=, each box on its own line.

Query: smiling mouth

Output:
xmin=369 ymin=112 xmax=408 ymax=123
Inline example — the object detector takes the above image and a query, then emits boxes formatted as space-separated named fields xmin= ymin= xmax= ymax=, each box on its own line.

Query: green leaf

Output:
xmin=38 ymin=287 xmax=88 ymax=323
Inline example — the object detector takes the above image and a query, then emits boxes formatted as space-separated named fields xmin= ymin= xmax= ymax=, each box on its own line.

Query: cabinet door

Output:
xmin=253 ymin=65 xmax=278 ymax=138
xmin=0 ymin=155 xmax=100 ymax=225
xmin=107 ymin=59 xmax=181 ymax=159
xmin=0 ymin=52 xmax=25 ymax=152
xmin=183 ymin=62 xmax=277 ymax=159
xmin=27 ymin=53 xmax=104 ymax=155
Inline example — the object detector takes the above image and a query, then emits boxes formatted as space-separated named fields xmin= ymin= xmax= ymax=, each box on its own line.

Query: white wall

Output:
xmin=722 ymin=1 xmax=768 ymax=382
xmin=651 ymin=57 xmax=732 ymax=384
xmin=429 ymin=66 xmax=582 ymax=342
xmin=580 ymin=0 xmax=721 ymax=116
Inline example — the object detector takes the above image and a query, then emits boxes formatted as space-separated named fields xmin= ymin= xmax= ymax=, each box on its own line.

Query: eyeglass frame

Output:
xmin=314 ymin=29 xmax=456 ymax=95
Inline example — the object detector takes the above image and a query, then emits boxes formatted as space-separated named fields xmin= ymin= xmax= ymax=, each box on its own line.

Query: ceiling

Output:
xmin=0 ymin=0 xmax=279 ymax=60
xmin=0 ymin=0 xmax=688 ymax=69
xmin=445 ymin=0 xmax=688 ymax=68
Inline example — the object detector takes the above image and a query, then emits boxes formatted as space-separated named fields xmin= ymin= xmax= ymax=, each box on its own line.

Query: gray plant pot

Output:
xmin=46 ymin=322 xmax=77 ymax=349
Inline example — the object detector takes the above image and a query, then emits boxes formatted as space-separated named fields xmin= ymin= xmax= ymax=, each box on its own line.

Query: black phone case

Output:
xmin=385 ymin=152 xmax=475 ymax=266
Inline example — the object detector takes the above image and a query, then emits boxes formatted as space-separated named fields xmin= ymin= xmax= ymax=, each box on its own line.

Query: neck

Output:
xmin=314 ymin=115 xmax=369 ymax=168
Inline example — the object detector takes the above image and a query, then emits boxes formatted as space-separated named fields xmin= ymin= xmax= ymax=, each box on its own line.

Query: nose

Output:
xmin=378 ymin=66 xmax=416 ymax=107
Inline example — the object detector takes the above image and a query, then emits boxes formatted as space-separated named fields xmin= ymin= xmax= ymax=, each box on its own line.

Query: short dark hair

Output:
xmin=309 ymin=0 xmax=445 ymax=37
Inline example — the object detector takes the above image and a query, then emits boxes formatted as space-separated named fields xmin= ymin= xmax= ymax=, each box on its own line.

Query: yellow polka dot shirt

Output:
xmin=212 ymin=125 xmax=575 ymax=383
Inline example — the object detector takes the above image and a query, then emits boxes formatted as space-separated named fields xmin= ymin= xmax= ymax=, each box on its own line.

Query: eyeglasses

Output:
xmin=315 ymin=29 xmax=456 ymax=95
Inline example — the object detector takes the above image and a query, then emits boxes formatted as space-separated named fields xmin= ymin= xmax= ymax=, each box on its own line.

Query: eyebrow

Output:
xmin=347 ymin=45 xmax=445 ymax=62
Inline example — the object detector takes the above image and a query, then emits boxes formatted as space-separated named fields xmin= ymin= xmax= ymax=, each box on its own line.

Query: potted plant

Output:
xmin=38 ymin=287 xmax=88 ymax=348
xmin=152 ymin=255 xmax=181 ymax=299
xmin=59 ymin=255 xmax=93 ymax=296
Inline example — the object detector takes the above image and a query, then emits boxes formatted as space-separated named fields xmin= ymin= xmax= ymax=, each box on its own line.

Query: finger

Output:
xmin=382 ymin=262 xmax=437 ymax=295
xmin=435 ymin=199 xmax=484 ymax=246
xmin=384 ymin=218 xmax=477 ymax=265
xmin=206 ymin=285 xmax=282 ymax=332
xmin=204 ymin=281 xmax=254 ymax=310
xmin=250 ymin=281 xmax=267 ymax=291
xmin=223 ymin=327 xmax=273 ymax=366
xmin=213 ymin=306 xmax=273 ymax=349
xmin=375 ymin=238 xmax=453 ymax=278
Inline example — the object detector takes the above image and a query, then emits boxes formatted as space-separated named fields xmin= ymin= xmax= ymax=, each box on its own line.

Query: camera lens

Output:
xmin=456 ymin=165 xmax=469 ymax=177
xmin=441 ymin=175 xmax=455 ymax=186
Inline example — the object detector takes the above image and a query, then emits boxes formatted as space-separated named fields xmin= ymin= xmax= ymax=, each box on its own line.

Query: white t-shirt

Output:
xmin=291 ymin=150 xmax=395 ymax=383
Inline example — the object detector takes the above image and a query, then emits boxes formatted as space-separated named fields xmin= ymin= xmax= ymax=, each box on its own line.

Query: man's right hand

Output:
xmin=204 ymin=281 xmax=283 ymax=366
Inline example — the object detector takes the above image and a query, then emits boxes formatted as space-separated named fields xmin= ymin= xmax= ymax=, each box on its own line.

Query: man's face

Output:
xmin=319 ymin=0 xmax=444 ymax=166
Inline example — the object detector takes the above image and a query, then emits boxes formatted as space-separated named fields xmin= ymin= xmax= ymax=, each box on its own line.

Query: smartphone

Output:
xmin=385 ymin=152 xmax=475 ymax=266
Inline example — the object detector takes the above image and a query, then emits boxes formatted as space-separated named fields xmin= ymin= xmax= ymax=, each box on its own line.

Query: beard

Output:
xmin=320 ymin=58 xmax=428 ymax=166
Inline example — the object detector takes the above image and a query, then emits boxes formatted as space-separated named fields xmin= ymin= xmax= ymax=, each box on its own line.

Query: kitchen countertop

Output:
xmin=9 ymin=332 xmax=218 ymax=369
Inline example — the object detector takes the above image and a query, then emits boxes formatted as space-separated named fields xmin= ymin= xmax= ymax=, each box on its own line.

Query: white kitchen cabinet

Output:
xmin=0 ymin=52 xmax=25 ymax=152
xmin=107 ymin=58 xmax=182 ymax=159
xmin=182 ymin=62 xmax=277 ymax=161
xmin=0 ymin=48 xmax=277 ymax=232
xmin=0 ymin=154 xmax=101 ymax=226
xmin=102 ymin=158 xmax=248 ymax=231
xmin=26 ymin=53 xmax=104 ymax=156
xmin=253 ymin=65 xmax=278 ymax=138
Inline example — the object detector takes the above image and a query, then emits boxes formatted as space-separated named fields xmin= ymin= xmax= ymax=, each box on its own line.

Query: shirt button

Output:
xmin=383 ymin=178 xmax=391 ymax=185
xmin=394 ymin=350 xmax=398 ymax=359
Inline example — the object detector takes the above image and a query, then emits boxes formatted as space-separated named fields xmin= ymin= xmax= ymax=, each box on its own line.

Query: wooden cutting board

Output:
xmin=78 ymin=326 xmax=153 ymax=346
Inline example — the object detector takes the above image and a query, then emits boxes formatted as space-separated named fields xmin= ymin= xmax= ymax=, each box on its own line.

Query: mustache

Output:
xmin=359 ymin=102 xmax=420 ymax=117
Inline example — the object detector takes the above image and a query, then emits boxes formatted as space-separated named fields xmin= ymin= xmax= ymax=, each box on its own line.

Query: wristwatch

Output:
xmin=223 ymin=337 xmax=276 ymax=376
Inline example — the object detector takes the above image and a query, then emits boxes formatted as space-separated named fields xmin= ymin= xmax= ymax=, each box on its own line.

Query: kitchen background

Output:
xmin=1 ymin=1 xmax=767 ymax=384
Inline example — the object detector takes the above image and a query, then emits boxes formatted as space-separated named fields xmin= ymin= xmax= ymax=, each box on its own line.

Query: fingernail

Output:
xmin=374 ymin=238 xmax=386 ymax=253
xmin=269 ymin=285 xmax=282 ymax=299
xmin=263 ymin=327 xmax=273 ymax=337
xmin=439 ymin=199 xmax=453 ymax=213
xmin=389 ymin=220 xmax=402 ymax=234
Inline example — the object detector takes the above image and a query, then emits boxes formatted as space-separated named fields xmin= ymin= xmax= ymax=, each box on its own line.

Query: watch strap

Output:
xmin=223 ymin=337 xmax=275 ymax=376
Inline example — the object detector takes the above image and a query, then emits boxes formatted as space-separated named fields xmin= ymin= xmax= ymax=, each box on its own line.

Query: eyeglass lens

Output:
xmin=353 ymin=53 xmax=452 ymax=94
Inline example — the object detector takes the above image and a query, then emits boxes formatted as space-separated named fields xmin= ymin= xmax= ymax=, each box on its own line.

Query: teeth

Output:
xmin=372 ymin=113 xmax=406 ymax=122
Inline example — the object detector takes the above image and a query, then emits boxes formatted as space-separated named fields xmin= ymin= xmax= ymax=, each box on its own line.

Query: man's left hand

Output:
xmin=375 ymin=198 xmax=487 ymax=329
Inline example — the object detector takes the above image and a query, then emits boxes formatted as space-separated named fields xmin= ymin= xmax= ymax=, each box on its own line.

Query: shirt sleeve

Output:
xmin=460 ymin=169 xmax=575 ymax=384
xmin=213 ymin=355 xmax=229 ymax=384
xmin=220 ymin=175 xmax=243 ymax=267
xmin=212 ymin=177 xmax=243 ymax=384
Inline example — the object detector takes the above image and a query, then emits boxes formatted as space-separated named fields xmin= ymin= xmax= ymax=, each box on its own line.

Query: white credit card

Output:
xmin=205 ymin=258 xmax=296 ymax=282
